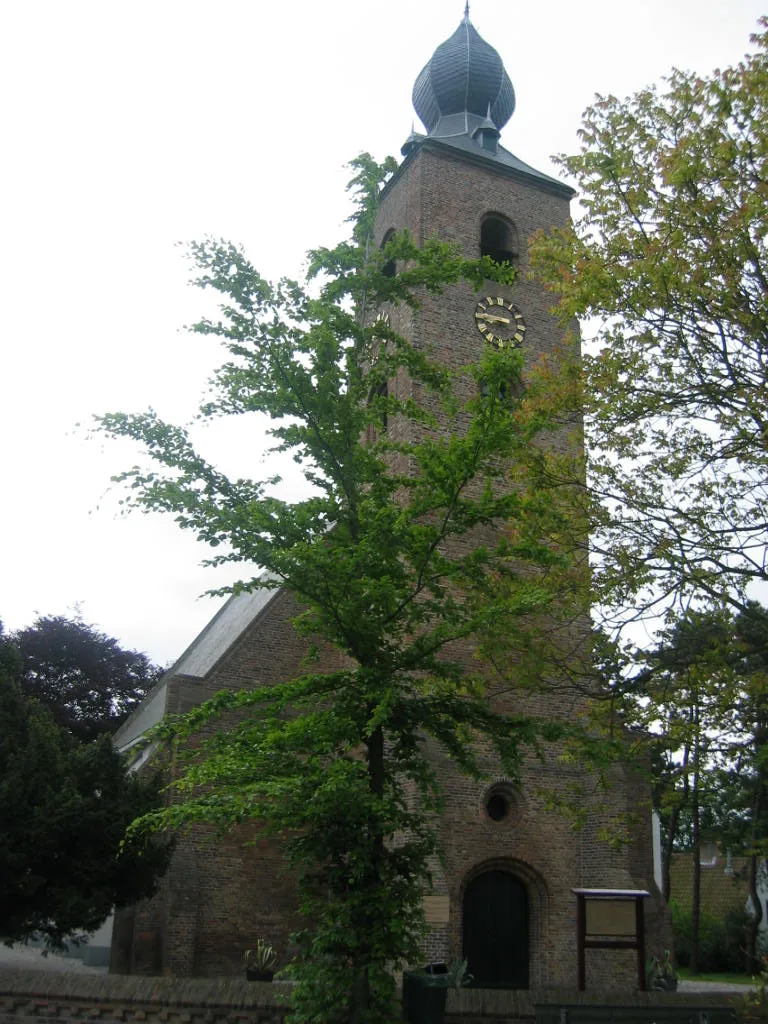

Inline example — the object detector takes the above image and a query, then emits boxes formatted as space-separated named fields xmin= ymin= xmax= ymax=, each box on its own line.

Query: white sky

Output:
xmin=1 ymin=0 xmax=764 ymax=666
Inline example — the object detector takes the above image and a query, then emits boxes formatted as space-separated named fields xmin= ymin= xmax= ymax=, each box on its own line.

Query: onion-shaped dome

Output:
xmin=412 ymin=12 xmax=515 ymax=138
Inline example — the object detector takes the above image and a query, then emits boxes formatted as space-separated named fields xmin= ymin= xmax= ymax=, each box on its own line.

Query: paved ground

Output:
xmin=0 ymin=944 xmax=107 ymax=974
xmin=678 ymin=978 xmax=753 ymax=994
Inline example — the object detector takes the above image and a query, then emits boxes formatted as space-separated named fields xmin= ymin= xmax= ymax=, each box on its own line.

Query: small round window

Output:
xmin=486 ymin=792 xmax=510 ymax=821
xmin=483 ymin=783 xmax=520 ymax=827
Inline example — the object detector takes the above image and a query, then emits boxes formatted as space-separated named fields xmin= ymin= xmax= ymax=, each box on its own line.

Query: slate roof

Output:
xmin=112 ymin=579 xmax=282 ymax=756
xmin=413 ymin=14 xmax=515 ymax=136
xmin=404 ymin=13 xmax=573 ymax=199
xmin=400 ymin=131 xmax=574 ymax=198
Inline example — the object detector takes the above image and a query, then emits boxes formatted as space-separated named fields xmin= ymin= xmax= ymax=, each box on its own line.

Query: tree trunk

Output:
xmin=747 ymin=851 xmax=762 ymax=974
xmin=746 ymin=748 xmax=767 ymax=974
xmin=663 ymin=799 xmax=681 ymax=903
xmin=663 ymin=738 xmax=690 ymax=904
xmin=349 ymin=724 xmax=387 ymax=1024
xmin=691 ymin=754 xmax=701 ymax=974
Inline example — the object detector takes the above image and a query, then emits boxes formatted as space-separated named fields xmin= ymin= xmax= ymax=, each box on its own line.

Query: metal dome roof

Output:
xmin=412 ymin=13 xmax=515 ymax=138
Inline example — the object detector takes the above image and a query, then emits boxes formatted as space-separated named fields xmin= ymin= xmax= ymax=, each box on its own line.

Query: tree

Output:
xmin=98 ymin=156 xmax=588 ymax=1023
xmin=729 ymin=602 xmax=768 ymax=971
xmin=0 ymin=627 xmax=171 ymax=949
xmin=13 ymin=615 xmax=162 ymax=741
xmin=530 ymin=20 xmax=768 ymax=630
xmin=624 ymin=611 xmax=738 ymax=971
xmin=607 ymin=603 xmax=768 ymax=972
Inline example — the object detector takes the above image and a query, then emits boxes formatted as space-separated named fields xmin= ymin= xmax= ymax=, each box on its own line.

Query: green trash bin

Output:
xmin=402 ymin=967 xmax=449 ymax=1024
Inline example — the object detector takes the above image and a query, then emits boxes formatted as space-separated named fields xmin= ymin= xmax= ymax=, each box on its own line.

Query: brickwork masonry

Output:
xmin=0 ymin=971 xmax=288 ymax=1024
xmin=0 ymin=970 xmax=744 ymax=1024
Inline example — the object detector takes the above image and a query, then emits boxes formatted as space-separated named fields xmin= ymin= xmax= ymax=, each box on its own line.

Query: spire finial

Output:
xmin=463 ymin=2 xmax=470 ymax=21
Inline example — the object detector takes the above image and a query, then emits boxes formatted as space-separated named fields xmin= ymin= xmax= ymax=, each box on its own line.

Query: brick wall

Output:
xmin=0 ymin=973 xmax=287 ymax=1024
xmin=116 ymin=590 xmax=346 ymax=978
xmin=0 ymin=971 xmax=743 ymax=1024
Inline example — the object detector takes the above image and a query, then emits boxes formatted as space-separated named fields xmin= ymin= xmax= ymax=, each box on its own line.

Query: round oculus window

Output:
xmin=486 ymin=792 xmax=510 ymax=821
xmin=482 ymin=783 xmax=521 ymax=827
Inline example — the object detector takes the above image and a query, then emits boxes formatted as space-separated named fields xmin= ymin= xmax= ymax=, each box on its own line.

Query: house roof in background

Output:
xmin=669 ymin=852 xmax=750 ymax=916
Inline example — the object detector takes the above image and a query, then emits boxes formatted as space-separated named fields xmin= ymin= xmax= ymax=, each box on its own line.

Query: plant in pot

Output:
xmin=646 ymin=949 xmax=677 ymax=992
xmin=244 ymin=939 xmax=277 ymax=982
xmin=445 ymin=959 xmax=474 ymax=989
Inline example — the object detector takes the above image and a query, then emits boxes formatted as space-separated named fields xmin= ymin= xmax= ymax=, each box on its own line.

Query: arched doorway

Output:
xmin=463 ymin=869 xmax=529 ymax=988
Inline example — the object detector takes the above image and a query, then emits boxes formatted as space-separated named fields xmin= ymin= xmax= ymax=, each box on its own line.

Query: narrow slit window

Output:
xmin=381 ymin=229 xmax=396 ymax=278
xmin=369 ymin=379 xmax=388 ymax=432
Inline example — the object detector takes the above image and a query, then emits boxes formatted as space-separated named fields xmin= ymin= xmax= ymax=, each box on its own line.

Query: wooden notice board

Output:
xmin=572 ymin=888 xmax=650 ymax=991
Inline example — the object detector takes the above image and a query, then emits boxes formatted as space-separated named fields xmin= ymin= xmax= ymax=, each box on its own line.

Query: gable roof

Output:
xmin=113 ymin=581 xmax=281 ymax=754
xmin=168 ymin=584 xmax=280 ymax=680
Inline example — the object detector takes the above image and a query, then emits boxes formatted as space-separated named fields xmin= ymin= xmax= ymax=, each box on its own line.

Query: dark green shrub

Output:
xmin=671 ymin=900 xmax=750 ymax=973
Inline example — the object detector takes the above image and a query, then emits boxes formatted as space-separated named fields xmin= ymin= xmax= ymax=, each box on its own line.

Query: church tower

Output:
xmin=376 ymin=6 xmax=574 ymax=382
xmin=370 ymin=9 xmax=666 ymax=990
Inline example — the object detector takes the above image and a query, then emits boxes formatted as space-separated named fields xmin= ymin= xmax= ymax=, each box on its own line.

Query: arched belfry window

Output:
xmin=380 ymin=229 xmax=396 ymax=278
xmin=480 ymin=215 xmax=518 ymax=265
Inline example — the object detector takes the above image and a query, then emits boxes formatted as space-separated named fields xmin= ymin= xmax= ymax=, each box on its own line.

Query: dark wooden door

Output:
xmin=463 ymin=870 xmax=529 ymax=988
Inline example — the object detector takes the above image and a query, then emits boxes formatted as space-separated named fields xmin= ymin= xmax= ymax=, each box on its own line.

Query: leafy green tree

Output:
xmin=0 ymin=626 xmax=171 ymax=949
xmin=609 ymin=603 xmax=768 ymax=972
xmin=530 ymin=20 xmax=768 ymax=629
xmin=12 ymin=615 xmax=162 ymax=742
xmin=627 ymin=611 xmax=738 ymax=971
xmin=98 ymin=156 xmax=587 ymax=1023
xmin=730 ymin=602 xmax=768 ymax=970
xmin=530 ymin=24 xmax=768 ymax=973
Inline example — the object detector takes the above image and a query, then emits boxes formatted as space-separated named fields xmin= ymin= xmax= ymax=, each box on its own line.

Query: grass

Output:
xmin=677 ymin=966 xmax=754 ymax=986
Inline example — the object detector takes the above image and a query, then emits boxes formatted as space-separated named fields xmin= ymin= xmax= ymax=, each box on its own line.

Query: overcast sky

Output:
xmin=1 ymin=0 xmax=764 ymax=666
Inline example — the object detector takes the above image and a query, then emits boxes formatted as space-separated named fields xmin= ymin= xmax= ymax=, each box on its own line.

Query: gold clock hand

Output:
xmin=476 ymin=313 xmax=511 ymax=325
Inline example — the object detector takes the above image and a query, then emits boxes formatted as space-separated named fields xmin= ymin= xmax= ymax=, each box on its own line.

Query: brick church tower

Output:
xmin=112 ymin=9 xmax=667 ymax=989
xmin=364 ymin=9 xmax=666 ymax=990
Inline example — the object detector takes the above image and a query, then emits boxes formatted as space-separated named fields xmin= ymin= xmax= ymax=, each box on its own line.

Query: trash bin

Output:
xmin=424 ymin=961 xmax=448 ymax=976
xmin=402 ymin=966 xmax=449 ymax=1024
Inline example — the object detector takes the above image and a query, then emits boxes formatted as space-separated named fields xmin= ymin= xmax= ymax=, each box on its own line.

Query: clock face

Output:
xmin=474 ymin=297 xmax=526 ymax=349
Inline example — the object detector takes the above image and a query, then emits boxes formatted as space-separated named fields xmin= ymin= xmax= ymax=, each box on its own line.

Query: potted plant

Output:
xmin=445 ymin=958 xmax=474 ymax=989
xmin=244 ymin=939 xmax=277 ymax=982
xmin=646 ymin=949 xmax=678 ymax=992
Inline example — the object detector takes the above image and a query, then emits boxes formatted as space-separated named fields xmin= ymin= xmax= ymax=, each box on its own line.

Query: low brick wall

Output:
xmin=0 ymin=971 xmax=746 ymax=1024
xmin=446 ymin=987 xmax=534 ymax=1021
xmin=0 ymin=974 xmax=535 ymax=1024
xmin=534 ymin=990 xmax=741 ymax=1024
xmin=0 ymin=971 xmax=288 ymax=1024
